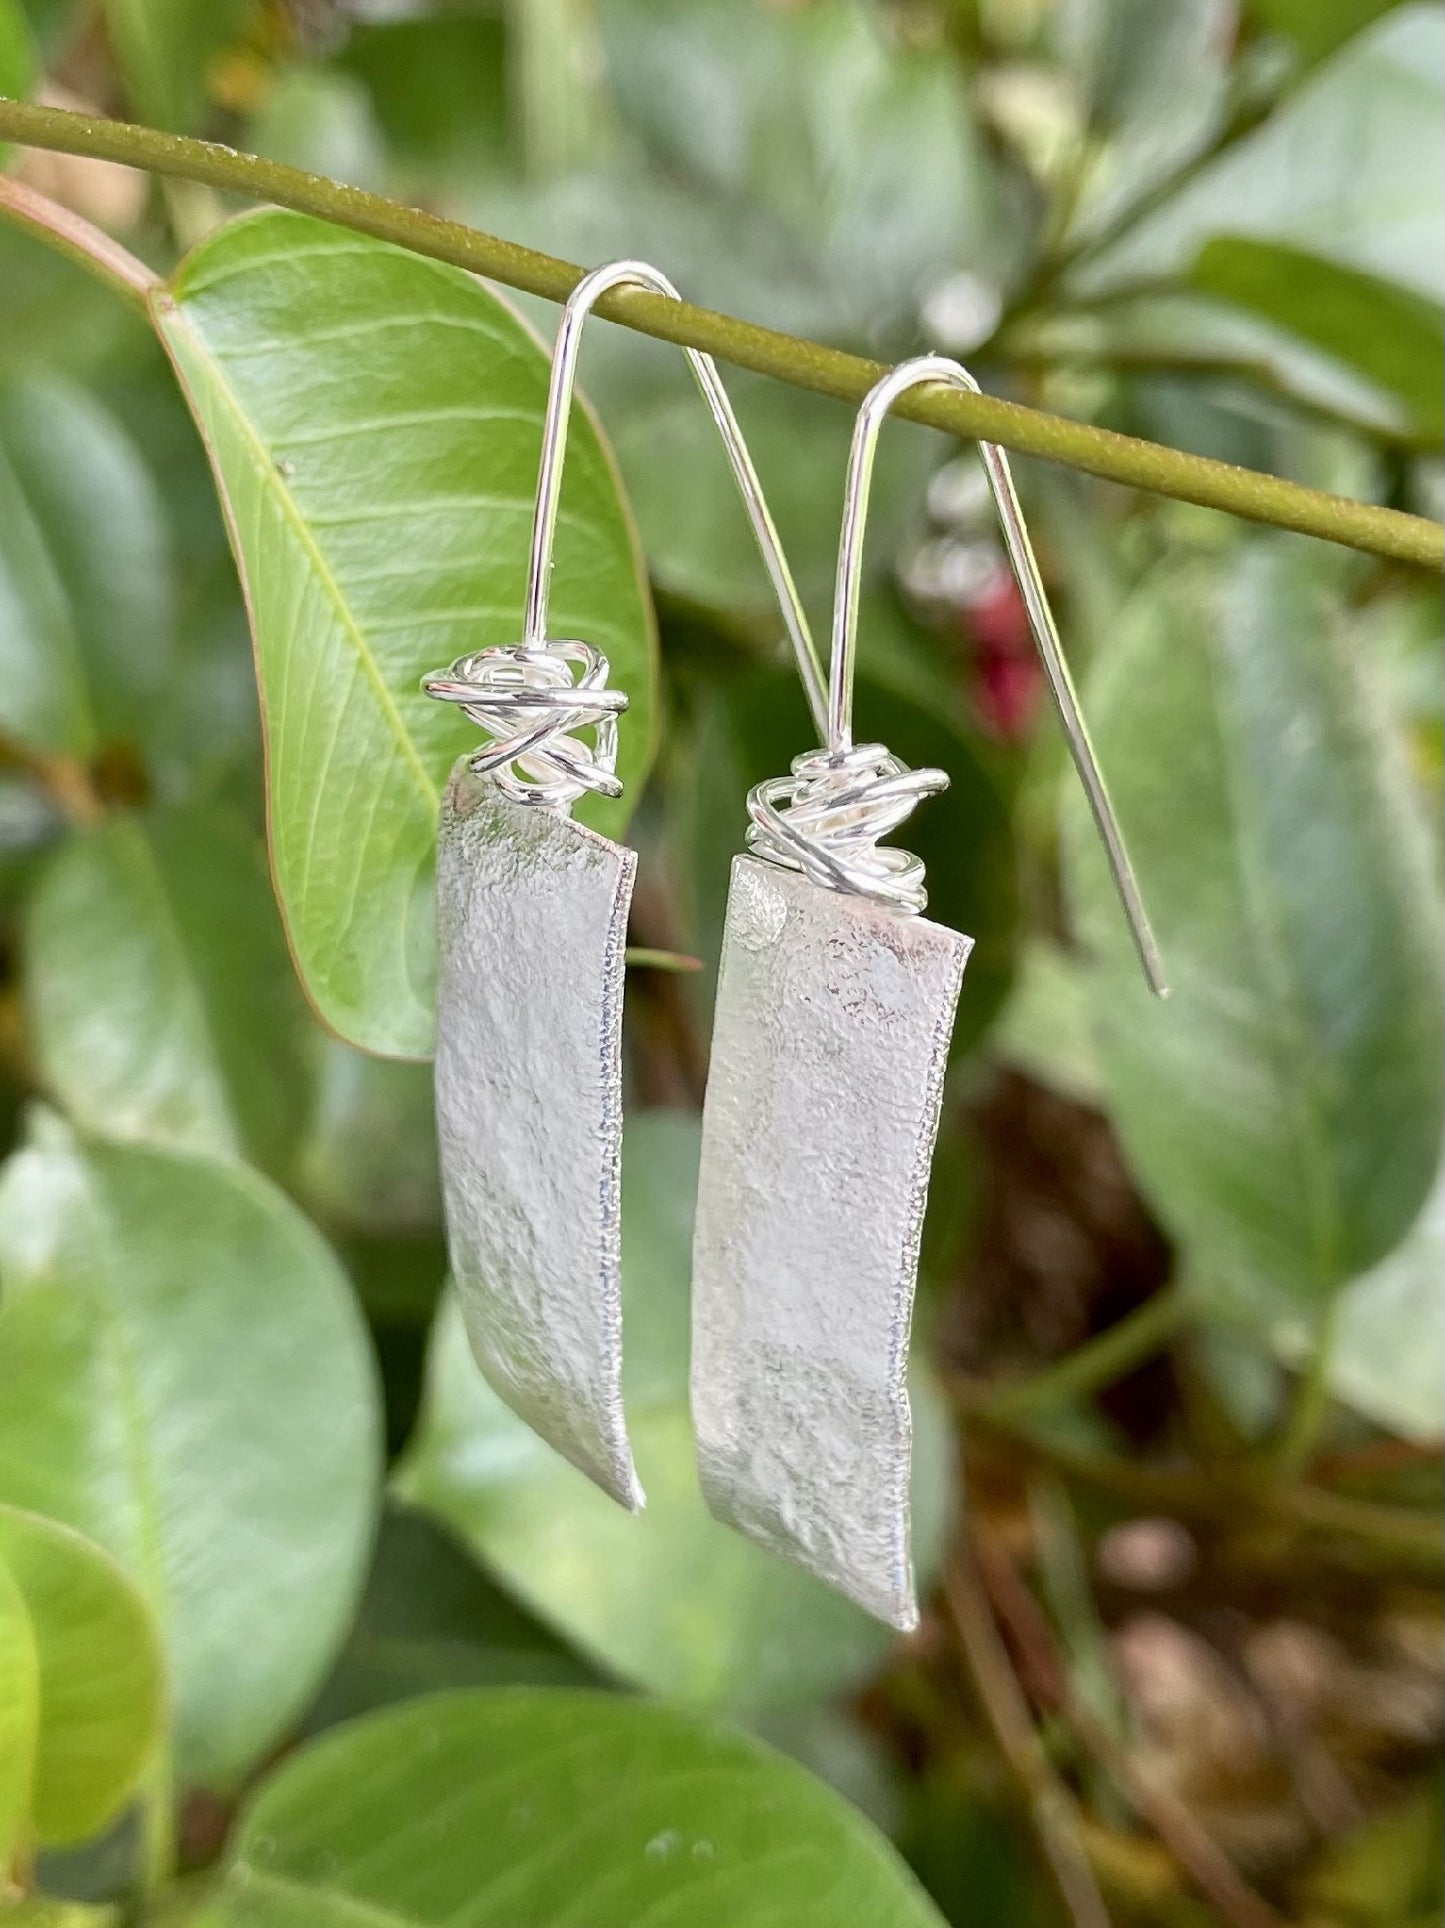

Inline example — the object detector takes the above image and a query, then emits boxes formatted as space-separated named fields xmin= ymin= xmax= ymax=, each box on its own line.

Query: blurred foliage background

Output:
xmin=0 ymin=2 xmax=1442 ymax=1925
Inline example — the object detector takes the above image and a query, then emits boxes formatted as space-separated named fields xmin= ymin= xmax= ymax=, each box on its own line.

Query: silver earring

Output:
xmin=423 ymin=260 xmax=821 ymax=1511
xmin=691 ymin=355 xmax=1166 ymax=1626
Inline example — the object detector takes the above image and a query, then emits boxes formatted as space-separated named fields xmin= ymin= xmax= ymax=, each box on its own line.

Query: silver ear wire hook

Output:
xmin=525 ymin=260 xmax=829 ymax=735
xmin=426 ymin=260 xmax=828 ymax=808
xmin=829 ymin=355 xmax=1168 ymax=995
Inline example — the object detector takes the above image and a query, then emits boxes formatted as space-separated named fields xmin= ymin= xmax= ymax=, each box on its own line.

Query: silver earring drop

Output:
xmin=690 ymin=356 xmax=1166 ymax=1626
xmin=423 ymin=260 xmax=822 ymax=1510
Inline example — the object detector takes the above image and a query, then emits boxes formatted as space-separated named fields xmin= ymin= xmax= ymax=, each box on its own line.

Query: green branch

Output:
xmin=0 ymin=96 xmax=1441 ymax=571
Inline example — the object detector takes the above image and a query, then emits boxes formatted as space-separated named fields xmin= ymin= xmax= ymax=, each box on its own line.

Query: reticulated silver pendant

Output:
xmin=690 ymin=854 xmax=970 ymax=1628
xmin=434 ymin=761 xmax=641 ymax=1510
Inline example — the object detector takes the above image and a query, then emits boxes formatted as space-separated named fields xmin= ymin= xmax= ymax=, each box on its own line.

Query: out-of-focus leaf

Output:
xmin=612 ymin=375 xmax=937 ymax=626
xmin=598 ymin=0 xmax=1003 ymax=341
xmin=0 ymin=376 xmax=172 ymax=759
xmin=0 ymin=1116 xmax=380 ymax=1788
xmin=294 ymin=1044 xmax=439 ymax=1236
xmin=203 ymin=1690 xmax=948 ymax=1928
xmin=397 ymin=1113 xmax=955 ymax=1711
xmin=154 ymin=209 xmax=656 ymax=1057
xmin=0 ymin=0 xmax=35 ymax=129
xmin=0 ymin=1905 xmax=118 ymax=1927
xmin=0 ymin=232 xmax=136 ymax=379
xmin=1248 ymin=0 xmax=1401 ymax=64
xmin=1277 ymin=1158 xmax=1445 ymax=1440
xmin=23 ymin=806 xmax=312 ymax=1173
xmin=1076 ymin=7 xmax=1445 ymax=303
xmin=1059 ymin=0 xmax=1233 ymax=242
xmin=991 ymin=941 xmax=1103 ymax=1105
xmin=307 ymin=1507 xmax=593 ymax=1731
xmin=1192 ymin=237 xmax=1445 ymax=441
xmin=0 ymin=1505 xmax=162 ymax=1854
xmin=103 ymin=0 xmax=252 ymax=130
xmin=339 ymin=10 xmax=510 ymax=179
xmin=247 ymin=66 xmax=386 ymax=193
xmin=1064 ymin=542 xmax=1444 ymax=1315
xmin=1298 ymin=1777 xmax=1444 ymax=1926
xmin=1017 ymin=293 xmax=1422 ymax=441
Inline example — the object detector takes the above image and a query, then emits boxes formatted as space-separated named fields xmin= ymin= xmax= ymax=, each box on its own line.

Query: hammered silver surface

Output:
xmin=435 ymin=761 xmax=642 ymax=1510
xmin=691 ymin=856 xmax=970 ymax=1628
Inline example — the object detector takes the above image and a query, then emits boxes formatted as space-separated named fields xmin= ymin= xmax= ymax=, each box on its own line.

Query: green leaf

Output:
xmin=1076 ymin=7 xmax=1445 ymax=304
xmin=0 ymin=1505 xmax=163 ymax=1855
xmin=397 ymin=1113 xmax=954 ymax=1710
xmin=0 ymin=0 xmax=36 ymax=118
xmin=0 ymin=376 xmax=173 ymax=760
xmin=202 ymin=1689 xmax=947 ymax=1928
xmin=1248 ymin=0 xmax=1402 ymax=64
xmin=1064 ymin=542 xmax=1445 ymax=1313
xmin=294 ymin=1046 xmax=439 ymax=1236
xmin=611 ymin=377 xmax=937 ymax=626
xmin=1192 ymin=237 xmax=1445 ymax=442
xmin=153 ymin=209 xmax=656 ymax=1056
xmin=102 ymin=0 xmax=251 ymax=131
xmin=600 ymin=0 xmax=1001 ymax=341
xmin=1058 ymin=0 xmax=1233 ymax=243
xmin=0 ymin=1118 xmax=380 ymax=1788
xmin=307 ymin=1507 xmax=593 ymax=1731
xmin=22 ymin=806 xmax=313 ymax=1173
xmin=1279 ymin=1158 xmax=1445 ymax=1440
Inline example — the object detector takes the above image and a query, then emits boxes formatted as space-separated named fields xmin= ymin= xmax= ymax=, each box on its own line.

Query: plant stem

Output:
xmin=977 ymin=1286 xmax=1188 ymax=1424
xmin=1271 ymin=1298 xmax=1342 ymax=1483
xmin=0 ymin=97 xmax=1440 ymax=570
xmin=945 ymin=1554 xmax=1116 ymax=1928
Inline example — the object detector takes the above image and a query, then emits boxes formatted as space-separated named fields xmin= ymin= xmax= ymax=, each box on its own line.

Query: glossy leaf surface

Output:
xmin=0 ymin=1504 xmax=162 ymax=1854
xmin=203 ymin=1689 xmax=947 ymax=1927
xmin=0 ymin=1120 xmax=379 ymax=1787
xmin=154 ymin=210 xmax=655 ymax=1055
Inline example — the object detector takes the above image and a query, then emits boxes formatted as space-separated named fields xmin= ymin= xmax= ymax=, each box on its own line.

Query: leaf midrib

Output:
xmin=154 ymin=300 xmax=440 ymax=816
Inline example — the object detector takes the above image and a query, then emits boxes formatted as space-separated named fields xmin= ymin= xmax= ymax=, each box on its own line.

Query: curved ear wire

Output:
xmin=832 ymin=356 xmax=1168 ymax=997
xmin=527 ymin=260 xmax=829 ymax=741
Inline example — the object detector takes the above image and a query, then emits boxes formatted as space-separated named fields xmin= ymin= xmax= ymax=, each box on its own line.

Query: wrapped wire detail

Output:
xmin=423 ymin=643 xmax=625 ymax=809
xmin=746 ymin=743 xmax=948 ymax=916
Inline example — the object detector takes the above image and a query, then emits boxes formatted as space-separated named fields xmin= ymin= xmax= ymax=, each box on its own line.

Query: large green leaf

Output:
xmin=398 ymin=1113 xmax=954 ymax=1710
xmin=1064 ymin=542 xmax=1444 ymax=1314
xmin=0 ymin=1117 xmax=380 ymax=1788
xmin=201 ymin=1689 xmax=947 ymax=1928
xmin=1076 ymin=6 xmax=1445 ymax=303
xmin=153 ymin=209 xmax=656 ymax=1057
xmin=22 ymin=806 xmax=313 ymax=1173
xmin=0 ymin=1505 xmax=163 ymax=1857
xmin=0 ymin=376 xmax=173 ymax=759
xmin=1191 ymin=237 xmax=1445 ymax=443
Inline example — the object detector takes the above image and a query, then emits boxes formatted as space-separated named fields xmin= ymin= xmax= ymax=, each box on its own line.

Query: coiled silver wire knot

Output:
xmin=423 ymin=642 xmax=626 ymax=809
xmin=746 ymin=743 xmax=948 ymax=915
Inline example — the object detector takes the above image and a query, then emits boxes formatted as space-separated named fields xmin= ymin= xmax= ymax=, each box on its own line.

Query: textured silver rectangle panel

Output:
xmin=691 ymin=856 xmax=970 ymax=1628
xmin=434 ymin=761 xmax=641 ymax=1509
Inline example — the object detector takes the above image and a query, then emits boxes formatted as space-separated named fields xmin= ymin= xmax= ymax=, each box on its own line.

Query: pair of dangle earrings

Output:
xmin=425 ymin=263 xmax=1166 ymax=1631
